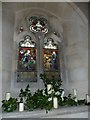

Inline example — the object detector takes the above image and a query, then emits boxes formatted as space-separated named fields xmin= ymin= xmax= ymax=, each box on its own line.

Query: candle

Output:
xmin=53 ymin=97 xmax=58 ymax=109
xmin=61 ymin=91 xmax=65 ymax=101
xmin=6 ymin=92 xmax=11 ymax=100
xmin=47 ymin=84 xmax=52 ymax=94
xmin=86 ymin=94 xmax=90 ymax=103
xmin=73 ymin=89 xmax=77 ymax=96
xmin=19 ymin=103 xmax=24 ymax=112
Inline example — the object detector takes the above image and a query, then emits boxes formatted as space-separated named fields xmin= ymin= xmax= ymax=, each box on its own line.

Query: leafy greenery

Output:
xmin=2 ymin=97 xmax=17 ymax=112
xmin=65 ymin=94 xmax=78 ymax=106
xmin=25 ymin=89 xmax=53 ymax=113
xmin=85 ymin=102 xmax=90 ymax=106
xmin=78 ymin=99 xmax=86 ymax=105
xmin=58 ymin=94 xmax=77 ymax=106
xmin=2 ymin=73 xmax=90 ymax=113
xmin=19 ymin=84 xmax=31 ymax=99
xmin=40 ymin=73 xmax=63 ymax=96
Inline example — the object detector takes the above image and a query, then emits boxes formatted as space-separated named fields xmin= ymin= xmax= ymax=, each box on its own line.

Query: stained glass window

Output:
xmin=29 ymin=16 xmax=48 ymax=34
xmin=17 ymin=35 xmax=37 ymax=82
xmin=16 ymin=16 xmax=62 ymax=82
xmin=43 ymin=38 xmax=60 ymax=79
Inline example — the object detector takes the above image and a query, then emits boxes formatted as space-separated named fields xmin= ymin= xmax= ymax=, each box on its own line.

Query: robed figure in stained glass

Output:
xmin=17 ymin=35 xmax=37 ymax=82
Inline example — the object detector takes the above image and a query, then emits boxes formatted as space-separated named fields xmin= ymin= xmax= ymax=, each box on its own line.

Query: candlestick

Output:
xmin=47 ymin=84 xmax=52 ymax=94
xmin=5 ymin=92 xmax=11 ymax=100
xmin=53 ymin=97 xmax=58 ymax=109
xmin=19 ymin=103 xmax=24 ymax=112
xmin=86 ymin=94 xmax=90 ymax=103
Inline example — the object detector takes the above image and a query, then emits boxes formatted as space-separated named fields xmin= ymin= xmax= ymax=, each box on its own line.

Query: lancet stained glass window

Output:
xmin=17 ymin=35 xmax=37 ymax=82
xmin=43 ymin=38 xmax=60 ymax=79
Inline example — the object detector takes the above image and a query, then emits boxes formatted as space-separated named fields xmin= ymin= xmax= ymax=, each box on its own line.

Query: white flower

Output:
xmin=42 ymin=90 xmax=46 ymax=96
xmin=61 ymin=97 xmax=64 ymax=101
xmin=55 ymin=91 xmax=60 ymax=95
xmin=48 ymin=97 xmax=52 ymax=101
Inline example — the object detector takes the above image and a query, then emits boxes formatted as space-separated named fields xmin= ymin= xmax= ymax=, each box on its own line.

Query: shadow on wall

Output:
xmin=74 ymin=2 xmax=88 ymax=18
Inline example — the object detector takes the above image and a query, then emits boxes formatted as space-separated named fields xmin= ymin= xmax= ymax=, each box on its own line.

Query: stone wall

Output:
xmin=0 ymin=1 xmax=2 ymax=110
xmin=63 ymin=21 xmax=88 ymax=99
xmin=2 ymin=3 xmax=15 ymax=99
xmin=2 ymin=2 xmax=88 ymax=100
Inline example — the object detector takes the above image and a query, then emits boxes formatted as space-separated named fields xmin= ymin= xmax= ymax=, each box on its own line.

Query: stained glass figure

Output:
xmin=44 ymin=49 xmax=59 ymax=71
xmin=43 ymin=38 xmax=60 ymax=79
xmin=18 ymin=48 xmax=36 ymax=71
xmin=17 ymin=35 xmax=37 ymax=82
xmin=29 ymin=16 xmax=48 ymax=34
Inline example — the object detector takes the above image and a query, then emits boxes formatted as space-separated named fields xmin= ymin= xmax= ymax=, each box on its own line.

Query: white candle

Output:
xmin=6 ymin=92 xmax=11 ymax=100
xmin=86 ymin=94 xmax=90 ymax=103
xmin=73 ymin=89 xmax=77 ymax=96
xmin=47 ymin=84 xmax=52 ymax=94
xmin=61 ymin=91 xmax=65 ymax=101
xmin=19 ymin=103 xmax=24 ymax=112
xmin=53 ymin=97 xmax=58 ymax=109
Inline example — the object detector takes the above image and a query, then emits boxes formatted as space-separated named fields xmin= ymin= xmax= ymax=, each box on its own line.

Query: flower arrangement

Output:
xmin=2 ymin=73 xmax=90 ymax=113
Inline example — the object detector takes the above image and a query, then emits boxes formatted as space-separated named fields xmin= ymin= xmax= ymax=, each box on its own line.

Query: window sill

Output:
xmin=1 ymin=105 xmax=88 ymax=118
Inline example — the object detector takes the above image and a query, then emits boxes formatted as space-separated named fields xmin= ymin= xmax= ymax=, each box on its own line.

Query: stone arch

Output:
xmin=2 ymin=2 xmax=87 ymax=98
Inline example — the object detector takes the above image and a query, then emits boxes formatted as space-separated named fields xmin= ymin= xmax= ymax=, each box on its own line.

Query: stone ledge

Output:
xmin=1 ymin=105 xmax=88 ymax=118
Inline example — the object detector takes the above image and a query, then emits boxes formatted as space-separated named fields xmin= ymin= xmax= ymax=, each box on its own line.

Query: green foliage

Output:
xmin=78 ymin=99 xmax=86 ymax=105
xmin=58 ymin=94 xmax=77 ymax=106
xmin=25 ymin=89 xmax=53 ymax=113
xmin=19 ymin=84 xmax=31 ymax=99
xmin=40 ymin=73 xmax=62 ymax=95
xmin=85 ymin=102 xmax=90 ymax=106
xmin=2 ymin=73 xmax=89 ymax=113
xmin=2 ymin=97 xmax=17 ymax=112
xmin=65 ymin=94 xmax=77 ymax=106
xmin=25 ymin=99 xmax=37 ymax=111
xmin=58 ymin=96 xmax=67 ymax=106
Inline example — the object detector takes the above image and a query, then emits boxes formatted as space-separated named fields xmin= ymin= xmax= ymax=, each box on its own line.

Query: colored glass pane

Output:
xmin=29 ymin=16 xmax=48 ymax=34
xmin=17 ymin=35 xmax=37 ymax=82
xmin=44 ymin=49 xmax=59 ymax=71
xmin=18 ymin=47 xmax=36 ymax=71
